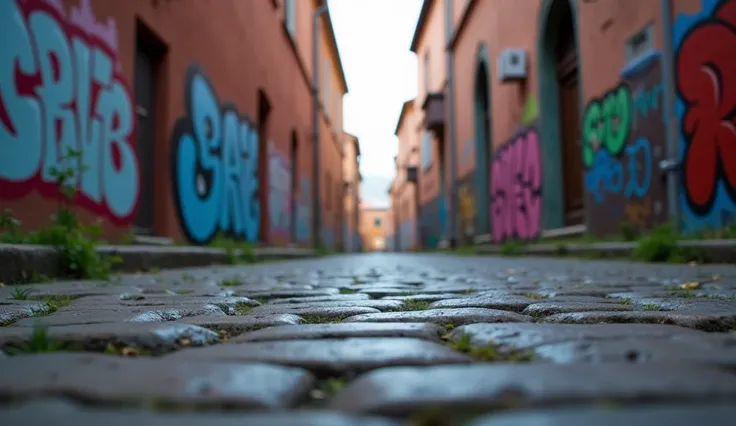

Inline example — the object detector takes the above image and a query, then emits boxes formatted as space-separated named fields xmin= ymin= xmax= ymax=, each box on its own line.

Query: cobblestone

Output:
xmin=1 ymin=253 xmax=735 ymax=424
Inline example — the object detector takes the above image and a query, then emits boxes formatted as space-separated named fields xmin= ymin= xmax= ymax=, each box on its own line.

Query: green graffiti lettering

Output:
xmin=581 ymin=84 xmax=632 ymax=168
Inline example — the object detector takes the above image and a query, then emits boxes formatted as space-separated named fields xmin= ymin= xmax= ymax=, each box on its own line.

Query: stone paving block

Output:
xmin=240 ymin=289 xmax=340 ymax=299
xmin=252 ymin=299 xmax=404 ymax=313
xmin=447 ymin=323 xmax=708 ymax=352
xmin=533 ymin=333 xmax=736 ymax=366
xmin=231 ymin=322 xmax=444 ymax=343
xmin=166 ymin=337 xmax=472 ymax=375
xmin=468 ymin=403 xmax=736 ymax=426
xmin=10 ymin=310 xmax=149 ymax=327
xmin=382 ymin=293 xmax=469 ymax=302
xmin=0 ymin=322 xmax=219 ymax=354
xmin=268 ymin=294 xmax=372 ymax=304
xmin=177 ymin=314 xmax=304 ymax=336
xmin=248 ymin=306 xmax=382 ymax=320
xmin=0 ymin=353 xmax=314 ymax=409
xmin=542 ymin=310 xmax=735 ymax=331
xmin=67 ymin=294 xmax=260 ymax=310
xmin=0 ymin=399 xmax=404 ymax=426
xmin=538 ymin=288 xmax=631 ymax=298
xmin=522 ymin=302 xmax=634 ymax=317
xmin=329 ymin=363 xmax=736 ymax=415
xmin=357 ymin=288 xmax=424 ymax=298
xmin=344 ymin=308 xmax=532 ymax=326
xmin=428 ymin=295 xmax=535 ymax=312
xmin=0 ymin=303 xmax=46 ymax=325
xmin=547 ymin=296 xmax=622 ymax=303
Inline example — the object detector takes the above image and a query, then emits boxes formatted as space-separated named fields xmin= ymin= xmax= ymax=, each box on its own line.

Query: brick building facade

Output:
xmin=0 ymin=0 xmax=350 ymax=249
xmin=390 ymin=0 xmax=735 ymax=249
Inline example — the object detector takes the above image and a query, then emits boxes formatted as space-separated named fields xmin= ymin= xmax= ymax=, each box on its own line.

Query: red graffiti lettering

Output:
xmin=0 ymin=0 xmax=138 ymax=224
xmin=490 ymin=127 xmax=542 ymax=243
xmin=676 ymin=0 xmax=736 ymax=215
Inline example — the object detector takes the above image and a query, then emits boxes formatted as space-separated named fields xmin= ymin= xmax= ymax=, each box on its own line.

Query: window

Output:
xmin=284 ymin=0 xmax=296 ymax=37
xmin=374 ymin=218 xmax=382 ymax=227
xmin=421 ymin=131 xmax=433 ymax=169
xmin=423 ymin=51 xmax=430 ymax=93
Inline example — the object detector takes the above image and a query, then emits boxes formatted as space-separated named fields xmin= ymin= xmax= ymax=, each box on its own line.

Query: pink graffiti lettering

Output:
xmin=0 ymin=0 xmax=138 ymax=224
xmin=490 ymin=128 xmax=542 ymax=243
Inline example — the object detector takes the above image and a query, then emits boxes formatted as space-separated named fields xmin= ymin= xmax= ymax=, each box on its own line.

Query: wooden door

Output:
xmin=557 ymin=33 xmax=584 ymax=226
xmin=133 ymin=49 xmax=156 ymax=234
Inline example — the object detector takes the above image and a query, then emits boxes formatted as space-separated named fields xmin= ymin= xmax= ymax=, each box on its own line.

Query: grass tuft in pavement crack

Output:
xmin=402 ymin=300 xmax=431 ymax=311
xmin=31 ymin=295 xmax=73 ymax=316
xmin=524 ymin=293 xmax=548 ymax=301
xmin=339 ymin=288 xmax=357 ymax=294
xmin=218 ymin=278 xmax=242 ymax=288
xmin=451 ymin=333 xmax=533 ymax=362
xmin=300 ymin=314 xmax=347 ymax=324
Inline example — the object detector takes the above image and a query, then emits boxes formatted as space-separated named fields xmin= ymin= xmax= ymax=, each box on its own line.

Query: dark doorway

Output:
xmin=289 ymin=130 xmax=298 ymax=244
xmin=133 ymin=22 xmax=165 ymax=235
xmin=555 ymin=2 xmax=584 ymax=226
xmin=437 ymin=136 xmax=447 ymax=240
xmin=257 ymin=90 xmax=271 ymax=243
xmin=473 ymin=48 xmax=491 ymax=236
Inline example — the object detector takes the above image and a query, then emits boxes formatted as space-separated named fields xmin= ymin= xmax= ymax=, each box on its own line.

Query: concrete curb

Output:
xmin=0 ymin=244 xmax=317 ymax=283
xmin=474 ymin=239 xmax=736 ymax=264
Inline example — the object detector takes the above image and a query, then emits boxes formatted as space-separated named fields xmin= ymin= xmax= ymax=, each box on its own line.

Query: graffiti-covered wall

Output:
xmin=582 ymin=51 xmax=668 ymax=236
xmin=171 ymin=65 xmax=260 ymax=245
xmin=674 ymin=0 xmax=736 ymax=234
xmin=0 ymin=0 xmax=139 ymax=226
xmin=490 ymin=126 xmax=542 ymax=243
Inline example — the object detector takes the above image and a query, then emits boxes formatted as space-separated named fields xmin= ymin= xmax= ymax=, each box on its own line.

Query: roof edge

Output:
xmin=409 ymin=0 xmax=434 ymax=53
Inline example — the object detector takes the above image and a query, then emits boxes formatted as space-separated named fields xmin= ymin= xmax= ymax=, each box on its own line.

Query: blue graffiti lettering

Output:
xmin=171 ymin=65 xmax=259 ymax=245
xmin=584 ymin=137 xmax=652 ymax=204
xmin=624 ymin=137 xmax=652 ymax=198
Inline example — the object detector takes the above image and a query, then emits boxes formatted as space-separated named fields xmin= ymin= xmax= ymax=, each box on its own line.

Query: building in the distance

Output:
xmin=342 ymin=133 xmax=362 ymax=252
xmin=360 ymin=205 xmax=388 ymax=252
xmin=400 ymin=0 xmax=736 ymax=249
xmin=0 ymin=0 xmax=348 ymax=250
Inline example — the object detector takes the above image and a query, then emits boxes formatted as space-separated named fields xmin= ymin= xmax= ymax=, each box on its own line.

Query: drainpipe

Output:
xmin=312 ymin=4 xmax=328 ymax=248
xmin=659 ymin=0 xmax=680 ymax=227
xmin=444 ymin=0 xmax=458 ymax=248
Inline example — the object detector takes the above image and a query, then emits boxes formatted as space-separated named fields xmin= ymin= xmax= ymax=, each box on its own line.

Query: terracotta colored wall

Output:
xmin=360 ymin=208 xmax=387 ymax=252
xmin=0 ymin=0 xmax=346 ymax=248
xmin=394 ymin=102 xmax=420 ymax=251
xmin=415 ymin=0 xmax=449 ymax=247
xmin=342 ymin=134 xmax=361 ymax=251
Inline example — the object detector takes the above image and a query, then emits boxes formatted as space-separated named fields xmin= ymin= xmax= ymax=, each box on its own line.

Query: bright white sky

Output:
xmin=328 ymin=0 xmax=423 ymax=208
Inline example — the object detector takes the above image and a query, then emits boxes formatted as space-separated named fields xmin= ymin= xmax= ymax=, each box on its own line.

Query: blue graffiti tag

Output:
xmin=171 ymin=65 xmax=260 ymax=245
xmin=584 ymin=137 xmax=652 ymax=204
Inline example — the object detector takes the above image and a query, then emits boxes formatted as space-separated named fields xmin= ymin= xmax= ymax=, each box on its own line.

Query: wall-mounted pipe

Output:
xmin=312 ymin=4 xmax=328 ymax=248
xmin=445 ymin=0 xmax=458 ymax=248
xmin=659 ymin=0 xmax=680 ymax=226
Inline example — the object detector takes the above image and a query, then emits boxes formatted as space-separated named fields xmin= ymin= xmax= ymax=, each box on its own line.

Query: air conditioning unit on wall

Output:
xmin=497 ymin=48 xmax=528 ymax=82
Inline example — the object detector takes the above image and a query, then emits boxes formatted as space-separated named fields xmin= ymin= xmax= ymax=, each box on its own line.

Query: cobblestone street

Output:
xmin=1 ymin=253 xmax=736 ymax=425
